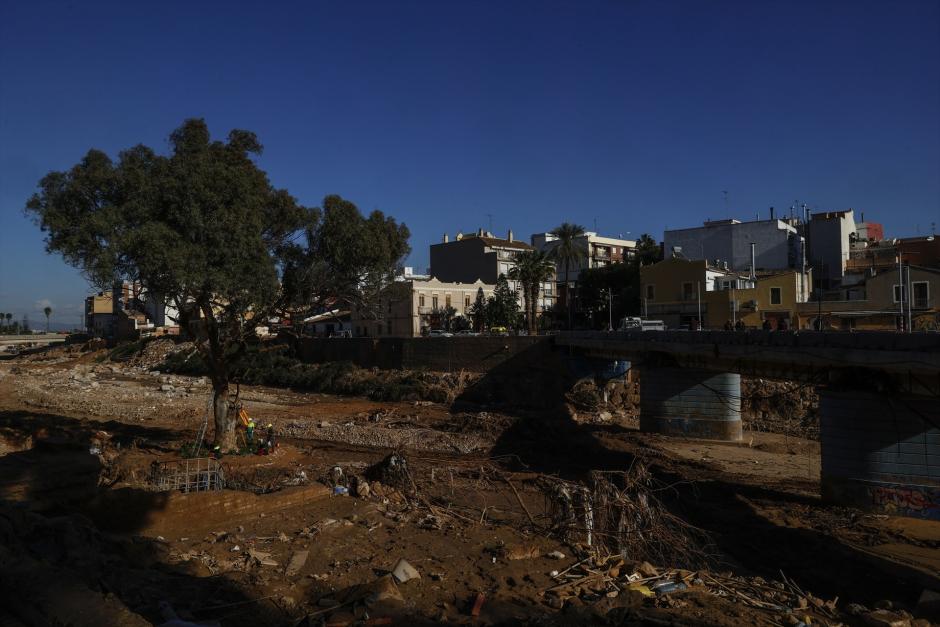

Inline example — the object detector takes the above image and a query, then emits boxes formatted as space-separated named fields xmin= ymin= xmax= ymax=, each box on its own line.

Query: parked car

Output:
xmin=455 ymin=330 xmax=479 ymax=336
xmin=428 ymin=329 xmax=453 ymax=337
xmin=488 ymin=326 xmax=509 ymax=336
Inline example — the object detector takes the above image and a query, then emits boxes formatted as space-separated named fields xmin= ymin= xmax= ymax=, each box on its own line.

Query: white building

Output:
xmin=531 ymin=231 xmax=637 ymax=283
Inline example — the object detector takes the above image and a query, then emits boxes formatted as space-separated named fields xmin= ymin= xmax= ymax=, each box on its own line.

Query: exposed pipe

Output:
xmin=749 ymin=242 xmax=757 ymax=281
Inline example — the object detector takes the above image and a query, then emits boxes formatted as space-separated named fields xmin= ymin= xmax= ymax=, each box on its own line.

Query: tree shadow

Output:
xmin=0 ymin=409 xmax=292 ymax=626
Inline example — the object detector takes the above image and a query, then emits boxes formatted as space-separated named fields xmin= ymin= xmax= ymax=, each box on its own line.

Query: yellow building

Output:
xmin=795 ymin=265 xmax=940 ymax=331
xmin=641 ymin=258 xmax=810 ymax=329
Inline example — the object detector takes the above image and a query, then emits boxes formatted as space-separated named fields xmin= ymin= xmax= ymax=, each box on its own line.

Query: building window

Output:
xmin=445 ymin=294 xmax=451 ymax=308
xmin=913 ymin=282 xmax=929 ymax=308
xmin=464 ymin=295 xmax=470 ymax=309
xmin=432 ymin=296 xmax=438 ymax=309
xmin=419 ymin=294 xmax=425 ymax=307
xmin=387 ymin=321 xmax=392 ymax=335
xmin=770 ymin=287 xmax=782 ymax=305
xmin=682 ymin=282 xmax=694 ymax=301
xmin=646 ymin=284 xmax=655 ymax=301
xmin=893 ymin=284 xmax=906 ymax=303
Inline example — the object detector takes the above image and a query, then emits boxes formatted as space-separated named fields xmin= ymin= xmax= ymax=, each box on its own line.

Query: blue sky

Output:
xmin=1 ymin=0 xmax=938 ymax=328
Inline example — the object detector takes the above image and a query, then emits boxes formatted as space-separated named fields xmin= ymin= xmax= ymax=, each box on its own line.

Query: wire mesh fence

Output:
xmin=151 ymin=457 xmax=225 ymax=493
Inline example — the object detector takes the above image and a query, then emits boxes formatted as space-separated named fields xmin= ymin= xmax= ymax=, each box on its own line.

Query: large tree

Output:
xmin=547 ymin=222 xmax=587 ymax=329
xmin=508 ymin=249 xmax=554 ymax=335
xmin=469 ymin=287 xmax=487 ymax=332
xmin=26 ymin=119 xmax=409 ymax=450
xmin=485 ymin=274 xmax=519 ymax=329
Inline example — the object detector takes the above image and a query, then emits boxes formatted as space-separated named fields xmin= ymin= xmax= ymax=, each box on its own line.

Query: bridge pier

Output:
xmin=820 ymin=389 xmax=940 ymax=520
xmin=639 ymin=366 xmax=743 ymax=441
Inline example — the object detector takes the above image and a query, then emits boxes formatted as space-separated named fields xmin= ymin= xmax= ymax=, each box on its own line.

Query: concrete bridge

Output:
xmin=556 ymin=330 xmax=940 ymax=520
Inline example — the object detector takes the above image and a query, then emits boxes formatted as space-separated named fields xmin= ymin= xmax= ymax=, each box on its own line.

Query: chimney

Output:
xmin=749 ymin=242 xmax=757 ymax=281
xmin=507 ymin=228 xmax=514 ymax=242
xmin=443 ymin=233 xmax=449 ymax=243
xmin=770 ymin=206 xmax=775 ymax=220
xmin=861 ymin=212 xmax=865 ymax=222
xmin=478 ymin=227 xmax=484 ymax=237
xmin=456 ymin=231 xmax=463 ymax=241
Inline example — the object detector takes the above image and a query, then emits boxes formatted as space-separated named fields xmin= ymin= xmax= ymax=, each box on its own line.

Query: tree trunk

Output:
xmin=212 ymin=383 xmax=237 ymax=450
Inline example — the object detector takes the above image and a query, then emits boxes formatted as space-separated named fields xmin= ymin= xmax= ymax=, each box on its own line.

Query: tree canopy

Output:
xmin=508 ymin=249 xmax=554 ymax=335
xmin=485 ymin=274 xmax=519 ymax=329
xmin=26 ymin=118 xmax=410 ymax=448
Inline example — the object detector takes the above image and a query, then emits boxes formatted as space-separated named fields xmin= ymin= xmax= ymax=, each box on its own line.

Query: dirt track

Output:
xmin=0 ymin=347 xmax=938 ymax=626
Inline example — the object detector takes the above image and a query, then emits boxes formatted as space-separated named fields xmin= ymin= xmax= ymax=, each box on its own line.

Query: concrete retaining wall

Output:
xmin=299 ymin=336 xmax=550 ymax=373
xmin=820 ymin=390 xmax=940 ymax=520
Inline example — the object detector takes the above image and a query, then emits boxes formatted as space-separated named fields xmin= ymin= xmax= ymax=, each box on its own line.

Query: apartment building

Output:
xmin=530 ymin=231 xmax=637 ymax=282
xmin=663 ymin=215 xmax=806 ymax=276
xmin=806 ymin=209 xmax=856 ymax=289
xmin=430 ymin=229 xmax=554 ymax=311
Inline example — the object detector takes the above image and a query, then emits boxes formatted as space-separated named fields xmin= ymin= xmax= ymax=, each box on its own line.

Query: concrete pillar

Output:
xmin=820 ymin=390 xmax=939 ymax=520
xmin=639 ymin=366 xmax=742 ymax=441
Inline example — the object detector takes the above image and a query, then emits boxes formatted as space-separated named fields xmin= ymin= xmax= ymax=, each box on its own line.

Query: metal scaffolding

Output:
xmin=151 ymin=457 xmax=225 ymax=493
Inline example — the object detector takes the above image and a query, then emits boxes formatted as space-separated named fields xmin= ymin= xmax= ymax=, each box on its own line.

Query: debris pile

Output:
xmin=742 ymin=377 xmax=819 ymax=439
xmin=541 ymin=464 xmax=715 ymax=569
xmin=542 ymin=555 xmax=853 ymax=625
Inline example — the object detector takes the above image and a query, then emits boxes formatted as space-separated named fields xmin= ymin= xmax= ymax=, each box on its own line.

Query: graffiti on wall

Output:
xmin=868 ymin=484 xmax=940 ymax=519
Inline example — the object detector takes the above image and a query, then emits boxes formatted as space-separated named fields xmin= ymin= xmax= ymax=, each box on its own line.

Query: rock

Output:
xmin=277 ymin=532 xmax=290 ymax=542
xmin=160 ymin=384 xmax=174 ymax=392
xmin=371 ymin=481 xmax=386 ymax=497
xmin=392 ymin=558 xmax=420 ymax=583
xmin=637 ymin=561 xmax=659 ymax=577
xmin=247 ymin=548 xmax=278 ymax=567
xmin=547 ymin=550 xmax=565 ymax=560
xmin=317 ymin=597 xmax=339 ymax=608
xmin=365 ymin=575 xmax=405 ymax=604
xmin=354 ymin=478 xmax=371 ymax=498
xmin=285 ymin=550 xmax=309 ymax=576
xmin=862 ymin=610 xmax=912 ymax=627
xmin=504 ymin=543 xmax=540 ymax=560
xmin=546 ymin=595 xmax=565 ymax=609
xmin=846 ymin=603 xmax=870 ymax=616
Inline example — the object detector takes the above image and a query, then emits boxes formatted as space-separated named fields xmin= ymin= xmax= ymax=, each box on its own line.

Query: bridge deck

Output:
xmin=556 ymin=330 xmax=940 ymax=393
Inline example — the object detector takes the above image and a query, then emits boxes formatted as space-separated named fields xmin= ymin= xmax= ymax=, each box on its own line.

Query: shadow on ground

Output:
xmin=0 ymin=409 xmax=291 ymax=626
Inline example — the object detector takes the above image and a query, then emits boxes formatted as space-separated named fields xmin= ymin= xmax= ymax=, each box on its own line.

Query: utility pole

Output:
xmin=906 ymin=263 xmax=913 ymax=333
xmin=731 ymin=286 xmax=736 ymax=327
xmin=608 ymin=287 xmax=613 ymax=331
xmin=897 ymin=256 xmax=904 ymax=331
xmin=696 ymin=281 xmax=702 ymax=330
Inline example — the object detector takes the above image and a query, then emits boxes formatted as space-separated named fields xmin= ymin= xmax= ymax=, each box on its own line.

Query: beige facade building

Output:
xmin=352 ymin=278 xmax=494 ymax=337
xmin=795 ymin=265 xmax=939 ymax=331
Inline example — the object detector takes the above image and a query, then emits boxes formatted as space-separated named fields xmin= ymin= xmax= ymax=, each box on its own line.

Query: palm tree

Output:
xmin=44 ymin=306 xmax=52 ymax=332
xmin=0 ymin=312 xmax=5 ymax=331
xmin=4 ymin=313 xmax=11 ymax=329
xmin=508 ymin=250 xmax=555 ymax=335
xmin=548 ymin=222 xmax=587 ymax=329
